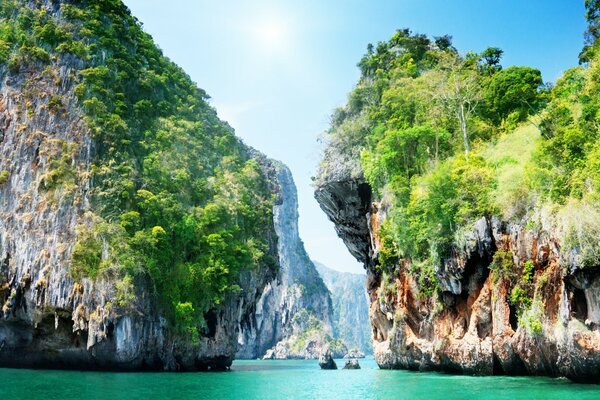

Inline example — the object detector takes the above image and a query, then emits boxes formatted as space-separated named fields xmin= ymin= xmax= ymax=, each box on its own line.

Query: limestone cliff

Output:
xmin=314 ymin=261 xmax=372 ymax=354
xmin=237 ymin=163 xmax=336 ymax=359
xmin=315 ymin=175 xmax=600 ymax=382
xmin=314 ymin=25 xmax=600 ymax=383
xmin=0 ymin=0 xmax=279 ymax=371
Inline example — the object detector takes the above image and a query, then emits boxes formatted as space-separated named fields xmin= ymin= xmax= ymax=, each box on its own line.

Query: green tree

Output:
xmin=362 ymin=125 xmax=450 ymax=196
xmin=484 ymin=66 xmax=543 ymax=124
xmin=478 ymin=47 xmax=503 ymax=75
xmin=580 ymin=0 xmax=600 ymax=63
xmin=428 ymin=53 xmax=482 ymax=158
xmin=434 ymin=35 xmax=455 ymax=52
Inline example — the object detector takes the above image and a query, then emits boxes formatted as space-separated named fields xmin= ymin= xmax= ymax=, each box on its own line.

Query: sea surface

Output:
xmin=1 ymin=357 xmax=599 ymax=399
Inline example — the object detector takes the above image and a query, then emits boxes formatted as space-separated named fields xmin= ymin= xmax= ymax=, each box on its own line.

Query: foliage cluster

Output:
xmin=289 ymin=309 xmax=345 ymax=355
xmin=509 ymin=260 xmax=535 ymax=310
xmin=320 ymin=29 xmax=544 ymax=292
xmin=0 ymin=170 xmax=9 ymax=185
xmin=490 ymin=251 xmax=516 ymax=282
xmin=528 ymin=43 xmax=600 ymax=269
xmin=519 ymin=298 xmax=544 ymax=335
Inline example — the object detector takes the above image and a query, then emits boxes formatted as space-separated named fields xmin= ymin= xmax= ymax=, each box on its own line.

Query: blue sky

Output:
xmin=123 ymin=0 xmax=586 ymax=274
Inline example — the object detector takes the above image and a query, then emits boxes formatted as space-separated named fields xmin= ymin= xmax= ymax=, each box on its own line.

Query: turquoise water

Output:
xmin=1 ymin=357 xmax=599 ymax=399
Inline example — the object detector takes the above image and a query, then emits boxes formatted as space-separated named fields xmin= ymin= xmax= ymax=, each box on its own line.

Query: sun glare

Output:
xmin=253 ymin=17 xmax=289 ymax=53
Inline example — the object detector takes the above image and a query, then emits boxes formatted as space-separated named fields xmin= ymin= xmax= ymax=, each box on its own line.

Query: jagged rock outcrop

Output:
xmin=0 ymin=0 xmax=279 ymax=371
xmin=315 ymin=175 xmax=600 ymax=382
xmin=314 ymin=261 xmax=372 ymax=354
xmin=318 ymin=347 xmax=337 ymax=370
xmin=315 ymin=180 xmax=372 ymax=264
xmin=236 ymin=163 xmax=335 ymax=359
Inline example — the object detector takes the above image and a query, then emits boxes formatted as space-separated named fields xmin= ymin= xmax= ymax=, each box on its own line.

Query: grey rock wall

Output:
xmin=237 ymin=163 xmax=334 ymax=359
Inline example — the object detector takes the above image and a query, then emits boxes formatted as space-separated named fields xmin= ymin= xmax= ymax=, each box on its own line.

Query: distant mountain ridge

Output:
xmin=314 ymin=261 xmax=372 ymax=354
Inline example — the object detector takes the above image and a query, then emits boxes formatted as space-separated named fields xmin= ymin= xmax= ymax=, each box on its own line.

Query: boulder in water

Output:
xmin=318 ymin=348 xmax=337 ymax=370
xmin=343 ymin=359 xmax=361 ymax=369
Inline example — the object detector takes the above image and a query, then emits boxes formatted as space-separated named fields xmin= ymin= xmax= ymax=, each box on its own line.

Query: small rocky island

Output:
xmin=318 ymin=348 xmax=337 ymax=370
xmin=343 ymin=359 xmax=361 ymax=369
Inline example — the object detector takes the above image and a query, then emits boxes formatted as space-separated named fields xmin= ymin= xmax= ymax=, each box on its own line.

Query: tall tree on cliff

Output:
xmin=580 ymin=0 xmax=600 ymax=63
xmin=428 ymin=53 xmax=481 ymax=159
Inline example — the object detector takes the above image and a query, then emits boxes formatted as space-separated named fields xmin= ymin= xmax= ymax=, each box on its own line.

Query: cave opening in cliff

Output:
xmin=492 ymin=354 xmax=505 ymax=375
xmin=571 ymin=288 xmax=588 ymax=322
xmin=493 ymin=350 xmax=528 ymax=376
xmin=508 ymin=304 xmax=519 ymax=331
xmin=463 ymin=255 xmax=491 ymax=298
xmin=205 ymin=310 xmax=218 ymax=338
xmin=357 ymin=183 xmax=371 ymax=210
xmin=106 ymin=321 xmax=115 ymax=339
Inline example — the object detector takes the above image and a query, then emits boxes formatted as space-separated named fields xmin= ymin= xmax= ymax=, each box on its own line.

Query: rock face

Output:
xmin=0 ymin=0 xmax=280 ymax=371
xmin=236 ymin=163 xmax=335 ymax=359
xmin=314 ymin=261 xmax=372 ymax=354
xmin=318 ymin=347 xmax=337 ymax=370
xmin=315 ymin=176 xmax=600 ymax=382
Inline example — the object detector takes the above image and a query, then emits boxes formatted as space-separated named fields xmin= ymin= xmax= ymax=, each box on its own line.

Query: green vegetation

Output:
xmin=479 ymin=122 xmax=539 ymax=220
xmin=509 ymin=260 xmax=535 ymax=310
xmin=519 ymin=298 xmax=544 ymax=335
xmin=40 ymin=140 xmax=77 ymax=191
xmin=490 ymin=253 xmax=536 ymax=321
xmin=289 ymin=309 xmax=344 ymax=355
xmin=0 ymin=170 xmax=8 ymax=185
xmin=527 ymin=8 xmax=600 ymax=268
xmin=483 ymin=66 xmax=543 ymax=126
xmin=580 ymin=0 xmax=600 ymax=62
xmin=320 ymin=12 xmax=600 ymax=299
xmin=321 ymin=30 xmax=541 ymax=290
xmin=556 ymin=201 xmax=600 ymax=268
xmin=490 ymin=251 xmax=515 ymax=281
xmin=175 ymin=302 xmax=200 ymax=345
xmin=289 ymin=310 xmax=324 ymax=353
xmin=0 ymin=0 xmax=276 ymax=338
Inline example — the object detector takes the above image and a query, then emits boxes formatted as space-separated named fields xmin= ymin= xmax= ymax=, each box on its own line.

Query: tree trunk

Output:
xmin=459 ymin=103 xmax=469 ymax=159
